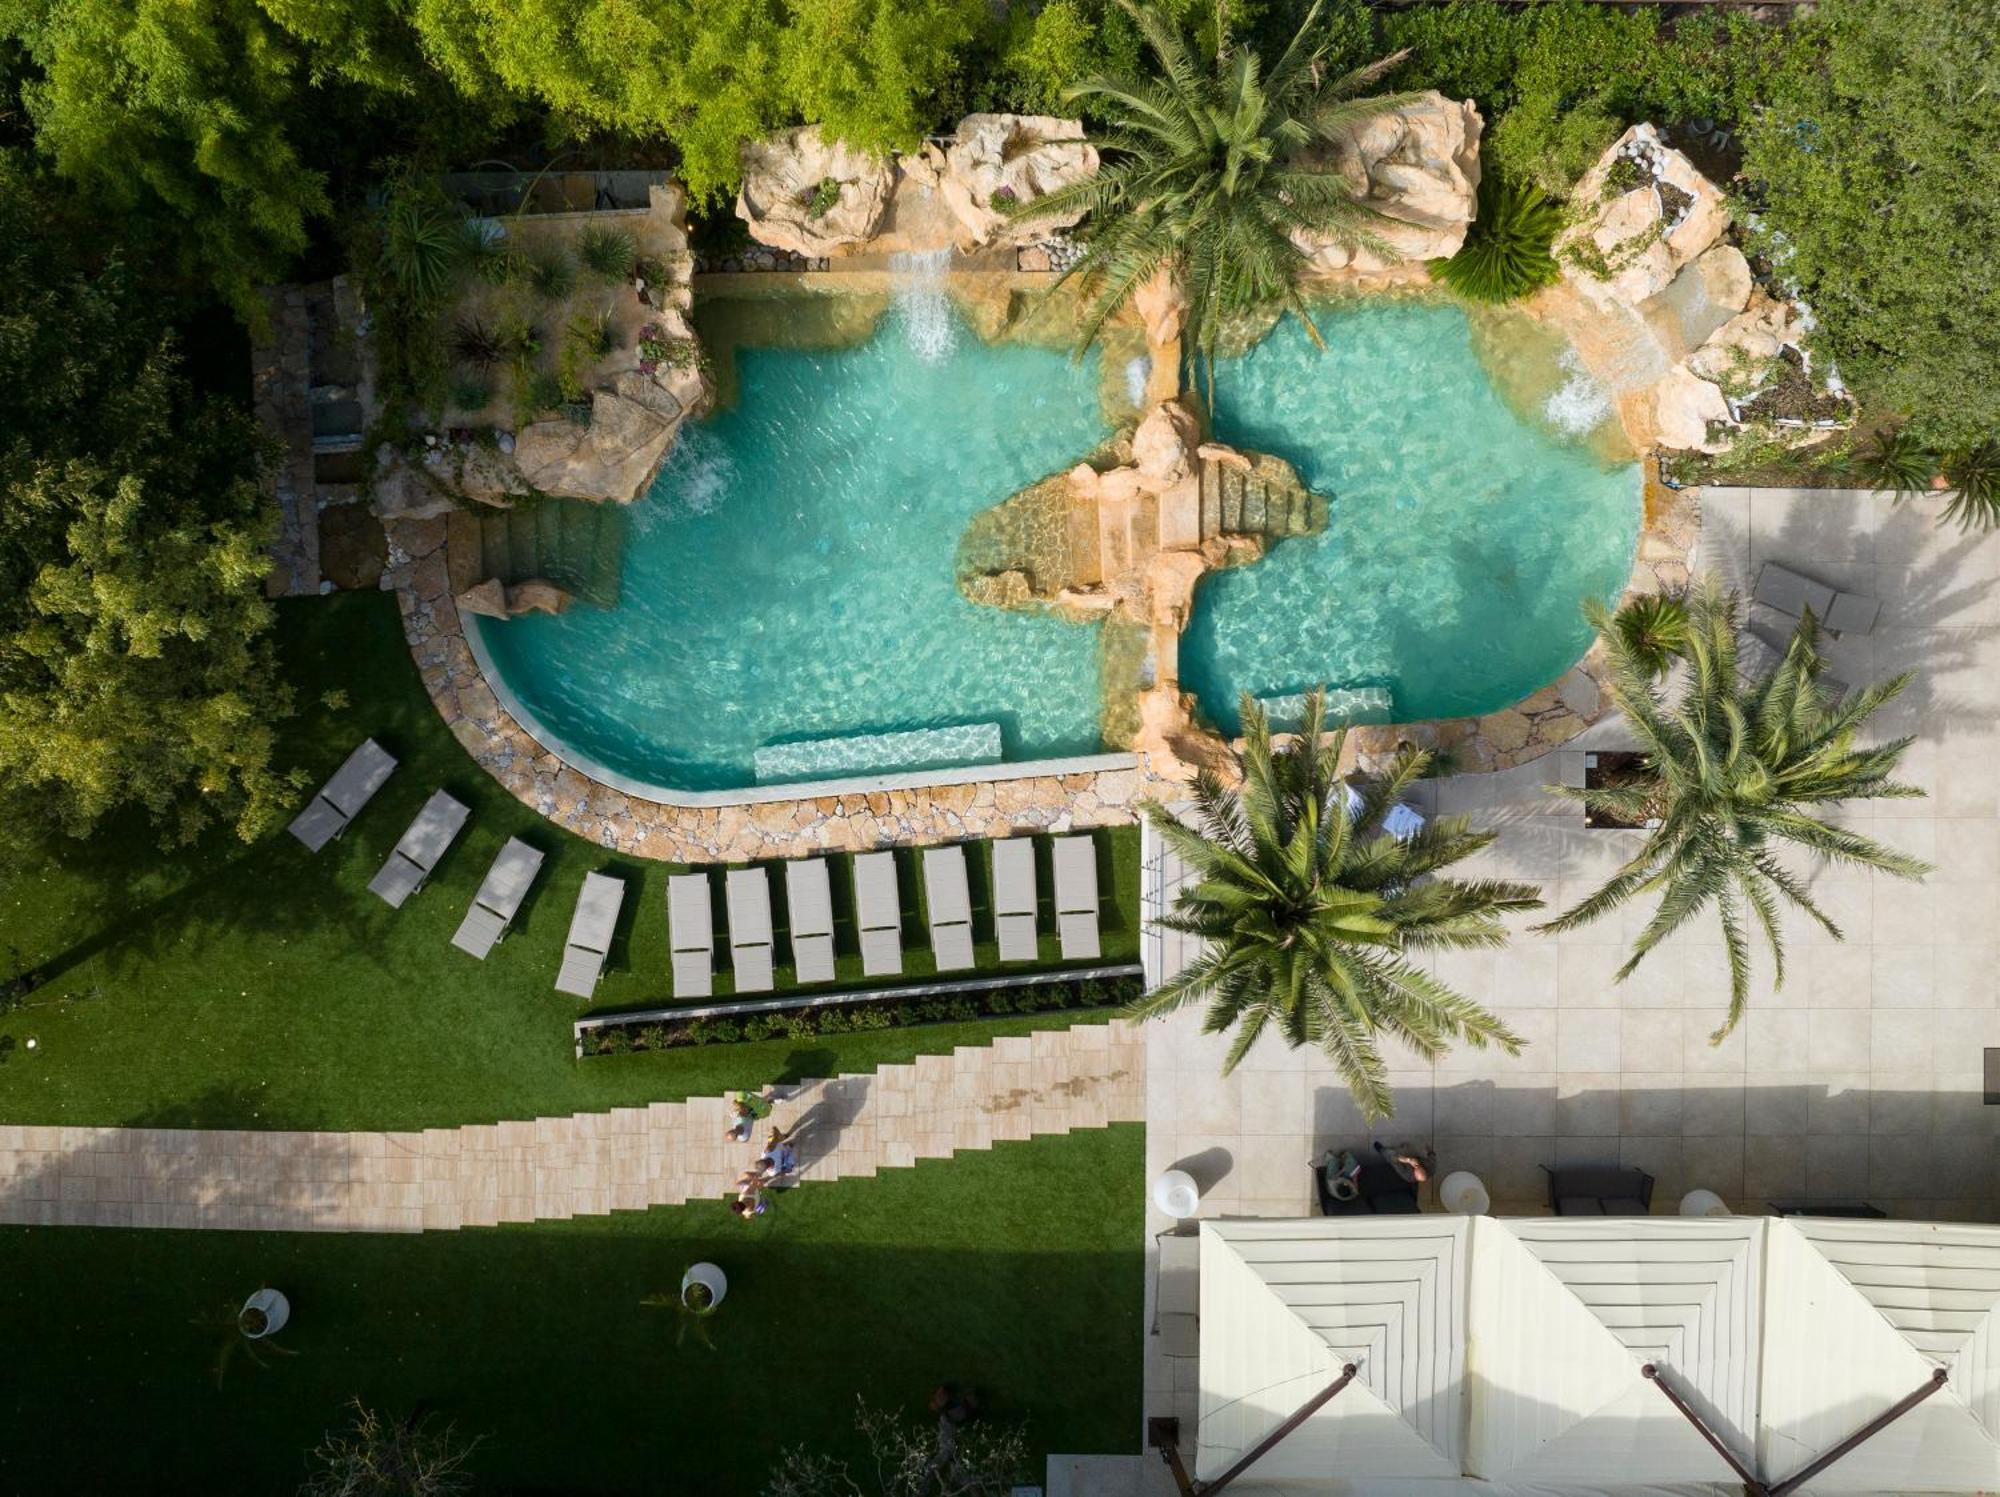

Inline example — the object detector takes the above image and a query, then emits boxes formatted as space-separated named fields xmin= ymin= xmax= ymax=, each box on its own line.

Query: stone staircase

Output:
xmin=471 ymin=496 xmax=628 ymax=608
xmin=1197 ymin=457 xmax=1327 ymax=544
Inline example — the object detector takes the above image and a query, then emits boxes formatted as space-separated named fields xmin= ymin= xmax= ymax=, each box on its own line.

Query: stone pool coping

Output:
xmin=385 ymin=467 xmax=1691 ymax=863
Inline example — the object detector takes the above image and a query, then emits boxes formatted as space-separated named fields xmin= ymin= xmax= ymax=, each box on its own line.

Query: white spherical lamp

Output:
xmin=1439 ymin=1170 xmax=1490 ymax=1216
xmin=1680 ymin=1188 xmax=1731 ymax=1217
xmin=1152 ymin=1168 xmax=1200 ymax=1219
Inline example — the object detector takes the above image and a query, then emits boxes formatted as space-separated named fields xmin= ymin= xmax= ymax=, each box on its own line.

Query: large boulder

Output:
xmin=513 ymin=376 xmax=688 ymax=502
xmin=1556 ymin=124 xmax=1730 ymax=310
xmin=736 ymin=127 xmax=894 ymax=257
xmin=1293 ymin=92 xmax=1482 ymax=273
xmin=1645 ymin=365 xmax=1734 ymax=452
xmin=934 ymin=114 xmax=1098 ymax=248
xmin=1131 ymin=401 xmax=1200 ymax=492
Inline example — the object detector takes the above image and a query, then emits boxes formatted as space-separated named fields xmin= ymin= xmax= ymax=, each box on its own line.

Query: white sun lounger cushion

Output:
xmin=668 ymin=873 xmax=715 ymax=998
xmin=991 ymin=838 xmax=1039 ymax=962
xmin=922 ymin=846 xmax=976 ymax=972
xmin=1052 ymin=835 xmax=1101 ymax=960
xmin=556 ymin=872 xmax=624 ymax=998
xmin=784 ymin=859 xmax=838 ymax=985
xmin=368 ymin=790 xmax=470 ymax=908
xmin=725 ymin=868 xmax=775 ymax=994
xmin=853 ymin=852 xmax=903 ymax=977
xmin=289 ymin=738 xmax=398 ymax=851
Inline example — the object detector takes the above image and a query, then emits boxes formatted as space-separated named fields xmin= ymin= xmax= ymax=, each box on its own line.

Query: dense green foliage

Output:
xmin=1434 ymin=174 xmax=1561 ymax=304
xmin=1736 ymin=0 xmax=2000 ymax=449
xmin=1543 ymin=580 xmax=1932 ymax=1039
xmin=1139 ymin=689 xmax=1541 ymax=1119
xmin=0 ymin=1126 xmax=1143 ymax=1492
xmin=1034 ymin=0 xmax=1408 ymax=385
xmin=0 ymin=155 xmax=296 ymax=848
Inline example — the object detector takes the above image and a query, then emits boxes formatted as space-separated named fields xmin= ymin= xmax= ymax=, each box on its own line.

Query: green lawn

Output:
xmin=0 ymin=593 xmax=1142 ymax=1131
xmin=0 ymin=1125 xmax=1144 ymax=1494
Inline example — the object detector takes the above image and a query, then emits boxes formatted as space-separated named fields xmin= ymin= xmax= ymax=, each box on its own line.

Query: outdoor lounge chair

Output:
xmin=450 ymin=837 xmax=545 ymax=958
xmin=1755 ymin=561 xmax=1881 ymax=636
xmin=366 ymin=790 xmax=470 ymax=908
xmin=922 ymin=846 xmax=976 ymax=972
xmin=991 ymin=838 xmax=1039 ymax=962
xmin=287 ymin=738 xmax=397 ymax=852
xmin=1544 ymin=1164 xmax=1655 ymax=1216
xmin=784 ymin=859 xmax=837 ymax=985
xmin=668 ymin=873 xmax=715 ymax=998
xmin=556 ymin=871 xmax=624 ymax=998
xmin=725 ymin=868 xmax=776 ymax=994
xmin=1052 ymin=835 xmax=1101 ymax=960
xmin=1313 ymin=1151 xmax=1420 ymax=1216
xmin=853 ymin=852 xmax=903 ymax=977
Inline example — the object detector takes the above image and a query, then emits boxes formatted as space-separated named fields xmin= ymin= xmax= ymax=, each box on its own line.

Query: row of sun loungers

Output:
xmin=665 ymin=835 xmax=1104 ymax=997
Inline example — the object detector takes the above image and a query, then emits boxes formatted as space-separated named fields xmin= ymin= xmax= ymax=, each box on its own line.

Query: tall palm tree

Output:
xmin=1138 ymin=690 xmax=1541 ymax=1119
xmin=1540 ymin=577 xmax=1932 ymax=1039
xmin=1023 ymin=0 xmax=1409 ymax=397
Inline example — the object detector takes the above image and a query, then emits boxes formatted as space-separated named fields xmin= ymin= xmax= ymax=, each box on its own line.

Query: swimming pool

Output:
xmin=471 ymin=291 xmax=1638 ymax=794
xmin=1185 ymin=300 xmax=1640 ymax=735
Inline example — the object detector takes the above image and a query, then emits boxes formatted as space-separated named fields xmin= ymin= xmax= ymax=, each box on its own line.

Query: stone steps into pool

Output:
xmin=1197 ymin=458 xmax=1326 ymax=544
xmin=472 ymin=497 xmax=626 ymax=608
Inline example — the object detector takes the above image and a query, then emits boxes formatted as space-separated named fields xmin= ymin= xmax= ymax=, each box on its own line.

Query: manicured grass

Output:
xmin=0 ymin=1126 xmax=1144 ymax=1494
xmin=0 ymin=593 xmax=1143 ymax=1130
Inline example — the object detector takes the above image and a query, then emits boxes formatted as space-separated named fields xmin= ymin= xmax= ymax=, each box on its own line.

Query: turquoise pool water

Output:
xmin=473 ymin=301 xmax=1114 ymax=791
xmin=1186 ymin=301 xmax=1639 ymax=735
xmin=474 ymin=295 xmax=1638 ymax=793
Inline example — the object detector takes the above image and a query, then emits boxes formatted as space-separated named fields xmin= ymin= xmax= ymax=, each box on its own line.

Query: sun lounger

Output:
xmin=1755 ymin=561 xmax=1880 ymax=636
xmin=668 ymin=873 xmax=715 ymax=998
xmin=991 ymin=838 xmax=1039 ymax=962
xmin=556 ymin=871 xmax=624 ymax=998
xmin=725 ymin=868 xmax=776 ymax=994
xmin=922 ymin=846 xmax=976 ymax=972
xmin=451 ymin=837 xmax=545 ymax=958
xmin=784 ymin=859 xmax=837 ymax=985
xmin=1052 ymin=835 xmax=1101 ymax=960
xmin=366 ymin=790 xmax=469 ymax=908
xmin=853 ymin=852 xmax=903 ymax=977
xmin=288 ymin=738 xmax=397 ymax=851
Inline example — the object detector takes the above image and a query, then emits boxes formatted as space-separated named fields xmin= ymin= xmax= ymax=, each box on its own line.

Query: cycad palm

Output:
xmin=1025 ymin=0 xmax=1408 ymax=393
xmin=1540 ymin=577 xmax=1931 ymax=1039
xmin=1138 ymin=690 xmax=1541 ymax=1120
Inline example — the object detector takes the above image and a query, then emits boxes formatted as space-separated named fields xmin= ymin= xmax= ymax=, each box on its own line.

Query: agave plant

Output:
xmin=1540 ymin=576 xmax=1931 ymax=1038
xmin=1940 ymin=441 xmax=2000 ymax=533
xmin=1138 ymin=689 xmax=1540 ymax=1119
xmin=1434 ymin=174 xmax=1563 ymax=304
xmin=523 ymin=249 xmax=577 ymax=303
xmin=381 ymin=186 xmax=466 ymax=308
xmin=578 ymin=226 xmax=637 ymax=283
xmin=1019 ymin=0 xmax=1411 ymax=397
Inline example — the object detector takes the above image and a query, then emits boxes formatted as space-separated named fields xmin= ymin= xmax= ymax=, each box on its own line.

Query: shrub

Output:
xmin=1436 ymin=175 xmax=1563 ymax=304
xmin=849 ymin=1005 xmax=892 ymax=1031
xmin=1941 ymin=442 xmax=2000 ymax=533
xmin=448 ymin=376 xmax=493 ymax=412
xmin=524 ymin=250 xmax=576 ymax=302
xmin=1078 ymin=979 xmax=1109 ymax=1006
xmin=743 ymin=1015 xmax=780 ymax=1042
xmin=519 ymin=371 xmax=565 ymax=418
xmin=1863 ymin=426 xmax=1939 ymax=498
xmin=600 ymin=1027 xmax=633 ymax=1054
xmin=578 ymin=226 xmax=637 ymax=282
xmin=382 ymin=185 xmax=467 ymax=308
xmin=947 ymin=999 xmax=977 ymax=1022
xmin=805 ymin=176 xmax=841 ymax=218
xmin=710 ymin=1020 xmax=741 ymax=1044
xmin=787 ymin=1014 xmax=819 ymax=1041
xmin=987 ymin=992 xmax=1014 ymax=1015
xmin=683 ymin=1019 xmax=711 ymax=1046
xmin=818 ymin=1008 xmax=850 ymax=1035
xmin=461 ymin=225 xmax=512 ymax=286
xmin=639 ymin=1024 xmax=669 ymax=1051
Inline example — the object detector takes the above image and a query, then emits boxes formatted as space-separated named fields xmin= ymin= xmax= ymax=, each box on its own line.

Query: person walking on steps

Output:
xmin=724 ymin=1087 xmax=774 ymax=1143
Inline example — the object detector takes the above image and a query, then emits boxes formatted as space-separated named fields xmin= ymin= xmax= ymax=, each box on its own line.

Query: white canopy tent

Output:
xmin=1191 ymin=1215 xmax=2000 ymax=1496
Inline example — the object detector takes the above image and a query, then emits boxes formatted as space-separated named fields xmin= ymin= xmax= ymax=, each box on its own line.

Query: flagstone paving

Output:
xmin=0 ymin=1022 xmax=1143 ymax=1233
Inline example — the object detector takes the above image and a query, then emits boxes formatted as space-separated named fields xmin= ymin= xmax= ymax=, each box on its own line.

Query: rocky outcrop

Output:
xmin=456 ymin=577 xmax=574 ymax=619
xmin=1293 ymin=91 xmax=1482 ymax=273
xmin=736 ymin=127 xmax=895 ymax=258
xmin=508 ymin=368 xmax=705 ymax=502
xmin=927 ymin=114 xmax=1098 ymax=249
xmin=1544 ymin=124 xmax=1849 ymax=455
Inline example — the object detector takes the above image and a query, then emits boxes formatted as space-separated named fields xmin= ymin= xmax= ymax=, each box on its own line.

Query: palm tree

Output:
xmin=1540 ymin=578 xmax=1931 ymax=1039
xmin=1138 ymin=690 xmax=1541 ymax=1119
xmin=1023 ymin=0 xmax=1409 ymax=398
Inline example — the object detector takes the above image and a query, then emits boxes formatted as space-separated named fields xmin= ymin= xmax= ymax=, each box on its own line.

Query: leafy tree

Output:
xmin=1739 ymin=0 xmax=2000 ymax=449
xmin=766 ymin=1396 xmax=1026 ymax=1497
xmin=302 ymin=1398 xmax=483 ymax=1497
xmin=1539 ymin=578 xmax=1931 ymax=1039
xmin=777 ymin=0 xmax=988 ymax=154
xmin=1138 ymin=689 xmax=1539 ymax=1120
xmin=1031 ymin=0 xmax=1411 ymax=392
xmin=0 ymin=154 xmax=296 ymax=847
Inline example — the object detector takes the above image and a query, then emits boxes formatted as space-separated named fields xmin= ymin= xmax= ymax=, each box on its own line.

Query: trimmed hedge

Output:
xmin=578 ymin=973 xmax=1142 ymax=1057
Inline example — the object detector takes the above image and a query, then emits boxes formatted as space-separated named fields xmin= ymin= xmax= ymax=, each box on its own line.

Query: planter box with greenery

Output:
xmin=574 ymin=967 xmax=1142 ymax=1058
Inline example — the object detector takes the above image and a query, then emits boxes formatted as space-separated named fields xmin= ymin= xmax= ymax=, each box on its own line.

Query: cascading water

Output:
xmin=888 ymin=248 xmax=958 ymax=362
xmin=1124 ymin=354 xmax=1152 ymax=407
xmin=1543 ymin=347 xmax=1613 ymax=438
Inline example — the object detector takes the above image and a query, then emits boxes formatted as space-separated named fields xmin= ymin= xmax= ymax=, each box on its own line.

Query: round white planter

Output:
xmin=681 ymin=1262 xmax=727 ymax=1312
xmin=240 ymin=1288 xmax=290 ymax=1339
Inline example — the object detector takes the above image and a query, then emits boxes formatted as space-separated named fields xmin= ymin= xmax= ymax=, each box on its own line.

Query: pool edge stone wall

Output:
xmin=384 ymin=463 xmax=1694 ymax=864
